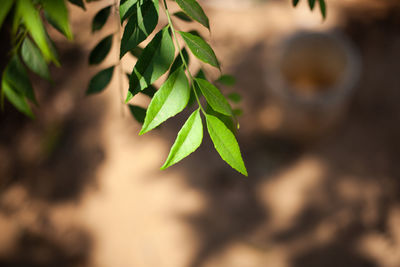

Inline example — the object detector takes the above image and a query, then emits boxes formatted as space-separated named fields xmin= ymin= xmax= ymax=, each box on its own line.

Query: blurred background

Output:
xmin=1 ymin=0 xmax=400 ymax=266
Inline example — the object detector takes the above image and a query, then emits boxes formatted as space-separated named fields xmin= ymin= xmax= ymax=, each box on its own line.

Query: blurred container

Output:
xmin=263 ymin=31 xmax=361 ymax=140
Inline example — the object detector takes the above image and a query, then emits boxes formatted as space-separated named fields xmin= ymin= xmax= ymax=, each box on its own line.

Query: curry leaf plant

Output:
xmin=121 ymin=0 xmax=247 ymax=175
xmin=0 ymin=0 xmax=328 ymax=176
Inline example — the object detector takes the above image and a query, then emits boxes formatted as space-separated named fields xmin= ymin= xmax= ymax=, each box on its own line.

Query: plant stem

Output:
xmin=162 ymin=0 xmax=205 ymax=114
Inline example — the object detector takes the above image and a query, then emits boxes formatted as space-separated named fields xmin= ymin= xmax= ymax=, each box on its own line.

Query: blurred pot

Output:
xmin=263 ymin=30 xmax=361 ymax=140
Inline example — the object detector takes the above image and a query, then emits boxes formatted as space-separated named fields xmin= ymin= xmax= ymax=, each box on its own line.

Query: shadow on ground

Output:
xmin=171 ymin=2 xmax=400 ymax=267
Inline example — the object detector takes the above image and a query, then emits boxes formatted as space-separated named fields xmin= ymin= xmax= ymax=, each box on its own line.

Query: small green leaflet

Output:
xmin=0 ymin=0 xmax=13 ymax=29
xmin=4 ymin=55 xmax=36 ymax=103
xmin=120 ymin=0 xmax=139 ymax=22
xmin=87 ymin=66 xmax=114 ymax=94
xmin=92 ymin=5 xmax=112 ymax=33
xmin=206 ymin=114 xmax=247 ymax=176
xmin=129 ymin=104 xmax=146 ymax=124
xmin=21 ymin=38 xmax=51 ymax=80
xmin=308 ymin=0 xmax=316 ymax=10
xmin=161 ymin=109 xmax=203 ymax=169
xmin=2 ymin=78 xmax=34 ymax=118
xmin=140 ymin=67 xmax=190 ymax=134
xmin=174 ymin=0 xmax=209 ymax=29
xmin=195 ymin=78 xmax=231 ymax=116
xmin=216 ymin=74 xmax=236 ymax=86
xmin=126 ymin=27 xmax=175 ymax=102
xmin=120 ymin=0 xmax=159 ymax=58
xmin=179 ymin=31 xmax=219 ymax=69
xmin=292 ymin=0 xmax=300 ymax=7
xmin=16 ymin=0 xmax=55 ymax=62
xmin=173 ymin=11 xmax=192 ymax=22
xmin=89 ymin=34 xmax=113 ymax=65
xmin=68 ymin=0 xmax=86 ymax=10
xmin=319 ymin=0 xmax=326 ymax=19
xmin=227 ymin=92 xmax=241 ymax=103
xmin=41 ymin=0 xmax=73 ymax=40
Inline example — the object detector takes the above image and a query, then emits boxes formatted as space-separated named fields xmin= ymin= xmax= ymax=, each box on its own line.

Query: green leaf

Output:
xmin=92 ymin=5 xmax=112 ymax=33
xmin=4 ymin=55 xmax=36 ymax=103
xmin=89 ymin=34 xmax=113 ymax=65
xmin=174 ymin=0 xmax=209 ymax=29
xmin=205 ymin=114 xmax=247 ymax=176
xmin=120 ymin=0 xmax=138 ymax=22
xmin=216 ymin=74 xmax=236 ymax=86
xmin=2 ymin=78 xmax=34 ymax=118
xmin=195 ymin=78 xmax=231 ymax=116
xmin=41 ymin=0 xmax=73 ymax=40
xmin=292 ymin=0 xmax=300 ymax=7
xmin=161 ymin=108 xmax=203 ymax=169
xmin=128 ymin=104 xmax=146 ymax=124
xmin=87 ymin=66 xmax=114 ymax=94
xmin=308 ymin=0 xmax=316 ymax=10
xmin=227 ymin=92 xmax=241 ymax=103
xmin=169 ymin=48 xmax=189 ymax=75
xmin=68 ymin=0 xmax=86 ymax=10
xmin=179 ymin=31 xmax=219 ymax=69
xmin=120 ymin=0 xmax=159 ymax=58
xmin=17 ymin=0 xmax=54 ymax=62
xmin=173 ymin=11 xmax=192 ymax=22
xmin=0 ymin=0 xmax=13 ymax=29
xmin=206 ymin=104 xmax=235 ymax=133
xmin=21 ymin=38 xmax=51 ymax=80
xmin=319 ymin=0 xmax=326 ymax=19
xmin=126 ymin=27 xmax=175 ymax=101
xmin=140 ymin=67 xmax=190 ymax=134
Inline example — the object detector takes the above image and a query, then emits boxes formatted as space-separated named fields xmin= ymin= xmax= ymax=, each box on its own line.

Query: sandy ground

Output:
xmin=1 ymin=0 xmax=400 ymax=266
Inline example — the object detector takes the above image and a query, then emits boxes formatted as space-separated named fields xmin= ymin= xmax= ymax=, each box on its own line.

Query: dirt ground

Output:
xmin=1 ymin=0 xmax=400 ymax=266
